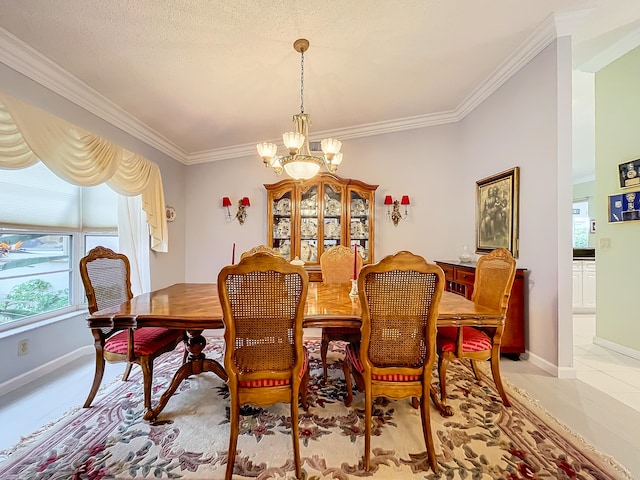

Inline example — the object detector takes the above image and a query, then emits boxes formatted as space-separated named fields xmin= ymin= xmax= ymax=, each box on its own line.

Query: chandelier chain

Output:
xmin=300 ymin=49 xmax=305 ymax=114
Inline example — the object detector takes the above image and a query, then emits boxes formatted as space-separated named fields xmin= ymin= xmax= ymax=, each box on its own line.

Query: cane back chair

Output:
xmin=80 ymin=246 xmax=186 ymax=409
xmin=240 ymin=244 xmax=281 ymax=260
xmin=436 ymin=247 xmax=516 ymax=407
xmin=218 ymin=252 xmax=310 ymax=480
xmin=319 ymin=245 xmax=363 ymax=379
xmin=342 ymin=251 xmax=444 ymax=473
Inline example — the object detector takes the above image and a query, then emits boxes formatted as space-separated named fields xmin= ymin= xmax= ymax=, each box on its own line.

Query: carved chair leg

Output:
xmin=122 ymin=362 xmax=134 ymax=381
xmin=300 ymin=367 xmax=310 ymax=411
xmin=420 ymin=384 xmax=438 ymax=473
xmin=225 ymin=395 xmax=240 ymax=480
xmin=84 ymin=346 xmax=106 ymax=408
xmin=438 ymin=354 xmax=451 ymax=404
xmin=291 ymin=385 xmax=302 ymax=479
xmin=490 ymin=354 xmax=511 ymax=407
xmin=470 ymin=359 xmax=482 ymax=382
xmin=320 ymin=331 xmax=330 ymax=380
xmin=140 ymin=357 xmax=154 ymax=410
xmin=342 ymin=358 xmax=353 ymax=407
xmin=364 ymin=388 xmax=372 ymax=471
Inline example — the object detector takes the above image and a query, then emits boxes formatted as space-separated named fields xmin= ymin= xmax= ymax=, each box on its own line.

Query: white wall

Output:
xmin=184 ymin=124 xmax=464 ymax=283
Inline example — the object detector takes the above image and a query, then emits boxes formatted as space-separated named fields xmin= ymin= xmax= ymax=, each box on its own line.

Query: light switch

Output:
xmin=599 ymin=237 xmax=611 ymax=248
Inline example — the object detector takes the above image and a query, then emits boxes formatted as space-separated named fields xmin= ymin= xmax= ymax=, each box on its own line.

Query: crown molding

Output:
xmin=1 ymin=14 xmax=571 ymax=166
xmin=0 ymin=27 xmax=190 ymax=164
xmin=577 ymin=24 xmax=640 ymax=73
xmin=185 ymin=110 xmax=460 ymax=164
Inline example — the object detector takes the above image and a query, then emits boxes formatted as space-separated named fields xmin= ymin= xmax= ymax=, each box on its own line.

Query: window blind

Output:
xmin=0 ymin=161 xmax=117 ymax=230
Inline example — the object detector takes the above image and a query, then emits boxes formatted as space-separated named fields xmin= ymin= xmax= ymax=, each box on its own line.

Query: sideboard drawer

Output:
xmin=454 ymin=268 xmax=475 ymax=286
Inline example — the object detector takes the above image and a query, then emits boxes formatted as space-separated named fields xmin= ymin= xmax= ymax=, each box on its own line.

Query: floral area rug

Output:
xmin=0 ymin=337 xmax=633 ymax=480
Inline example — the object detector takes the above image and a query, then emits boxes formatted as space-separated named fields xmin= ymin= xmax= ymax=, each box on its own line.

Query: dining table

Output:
xmin=87 ymin=282 xmax=503 ymax=420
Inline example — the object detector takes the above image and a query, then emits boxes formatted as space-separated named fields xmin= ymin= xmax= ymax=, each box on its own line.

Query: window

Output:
xmin=572 ymin=200 xmax=590 ymax=248
xmin=0 ymin=163 xmax=118 ymax=329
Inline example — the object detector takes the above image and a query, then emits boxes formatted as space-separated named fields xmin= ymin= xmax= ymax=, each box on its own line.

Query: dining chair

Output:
xmin=436 ymin=247 xmax=516 ymax=407
xmin=239 ymin=244 xmax=281 ymax=260
xmin=319 ymin=245 xmax=363 ymax=379
xmin=217 ymin=252 xmax=310 ymax=480
xmin=80 ymin=246 xmax=186 ymax=410
xmin=342 ymin=251 xmax=444 ymax=473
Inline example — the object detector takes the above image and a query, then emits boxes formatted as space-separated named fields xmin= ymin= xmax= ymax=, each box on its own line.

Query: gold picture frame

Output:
xmin=476 ymin=167 xmax=520 ymax=257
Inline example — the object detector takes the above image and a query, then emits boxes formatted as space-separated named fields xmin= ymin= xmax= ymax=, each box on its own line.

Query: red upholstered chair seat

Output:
xmin=345 ymin=343 xmax=422 ymax=382
xmin=437 ymin=326 xmax=492 ymax=353
xmin=239 ymin=348 xmax=309 ymax=387
xmin=105 ymin=328 xmax=184 ymax=356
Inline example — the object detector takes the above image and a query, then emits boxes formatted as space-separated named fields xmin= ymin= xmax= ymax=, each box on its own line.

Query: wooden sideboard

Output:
xmin=435 ymin=260 xmax=526 ymax=357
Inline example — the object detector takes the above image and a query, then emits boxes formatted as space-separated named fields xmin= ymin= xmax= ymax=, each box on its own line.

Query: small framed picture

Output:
xmin=618 ymin=159 xmax=640 ymax=188
xmin=476 ymin=167 xmax=520 ymax=257
xmin=609 ymin=192 xmax=640 ymax=223
xmin=590 ymin=219 xmax=596 ymax=233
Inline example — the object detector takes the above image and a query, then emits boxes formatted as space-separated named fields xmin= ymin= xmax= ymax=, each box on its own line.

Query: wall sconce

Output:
xmin=384 ymin=195 xmax=410 ymax=226
xmin=222 ymin=196 xmax=250 ymax=225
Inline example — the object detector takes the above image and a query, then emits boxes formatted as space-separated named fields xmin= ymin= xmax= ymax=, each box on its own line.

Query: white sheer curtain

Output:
xmin=0 ymin=92 xmax=168 ymax=252
xmin=118 ymin=195 xmax=151 ymax=295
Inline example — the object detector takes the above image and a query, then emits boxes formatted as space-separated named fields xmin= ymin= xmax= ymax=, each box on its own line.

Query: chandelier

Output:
xmin=257 ymin=38 xmax=343 ymax=181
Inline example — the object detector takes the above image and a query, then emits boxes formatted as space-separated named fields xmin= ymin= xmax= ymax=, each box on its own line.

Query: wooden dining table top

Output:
xmin=87 ymin=282 xmax=503 ymax=330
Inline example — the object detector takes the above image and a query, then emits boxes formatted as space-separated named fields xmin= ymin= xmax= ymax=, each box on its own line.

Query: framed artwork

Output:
xmin=608 ymin=192 xmax=640 ymax=223
xmin=476 ymin=167 xmax=520 ymax=257
xmin=618 ymin=159 xmax=640 ymax=188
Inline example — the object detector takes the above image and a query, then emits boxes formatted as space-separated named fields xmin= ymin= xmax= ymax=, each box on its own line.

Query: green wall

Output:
xmin=595 ymin=45 xmax=640 ymax=351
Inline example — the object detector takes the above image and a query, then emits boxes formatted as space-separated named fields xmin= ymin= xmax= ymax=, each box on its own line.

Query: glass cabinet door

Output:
xmin=349 ymin=189 xmax=370 ymax=261
xmin=323 ymin=183 xmax=343 ymax=253
xmin=271 ymin=189 xmax=292 ymax=260
xmin=299 ymin=184 xmax=318 ymax=263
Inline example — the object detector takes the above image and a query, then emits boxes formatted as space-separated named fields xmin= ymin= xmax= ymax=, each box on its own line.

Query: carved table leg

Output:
xmin=144 ymin=330 xmax=227 ymax=421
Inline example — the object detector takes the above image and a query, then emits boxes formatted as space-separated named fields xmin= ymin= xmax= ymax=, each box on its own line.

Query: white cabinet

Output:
xmin=572 ymin=262 xmax=583 ymax=309
xmin=573 ymin=260 xmax=596 ymax=312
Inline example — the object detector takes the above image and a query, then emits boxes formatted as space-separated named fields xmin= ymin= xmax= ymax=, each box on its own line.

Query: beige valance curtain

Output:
xmin=0 ymin=92 xmax=168 ymax=252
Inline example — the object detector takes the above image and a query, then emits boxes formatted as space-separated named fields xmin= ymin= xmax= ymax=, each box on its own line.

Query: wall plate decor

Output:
xmin=608 ymin=192 xmax=640 ymax=222
xmin=475 ymin=167 xmax=520 ymax=257
xmin=618 ymin=159 xmax=640 ymax=188
xmin=165 ymin=205 xmax=176 ymax=222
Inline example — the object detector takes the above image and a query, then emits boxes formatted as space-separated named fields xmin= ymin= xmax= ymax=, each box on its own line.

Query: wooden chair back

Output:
xmin=471 ymin=247 xmax=516 ymax=315
xmin=320 ymin=245 xmax=362 ymax=284
xmin=358 ymin=251 xmax=444 ymax=375
xmin=219 ymin=252 xmax=308 ymax=379
xmin=80 ymin=245 xmax=133 ymax=315
xmin=239 ymin=244 xmax=281 ymax=260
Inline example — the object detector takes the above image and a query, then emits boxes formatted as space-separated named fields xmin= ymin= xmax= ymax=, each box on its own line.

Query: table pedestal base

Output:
xmin=144 ymin=330 xmax=227 ymax=421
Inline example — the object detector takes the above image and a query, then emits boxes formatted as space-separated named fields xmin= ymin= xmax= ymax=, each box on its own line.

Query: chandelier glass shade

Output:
xmin=257 ymin=39 xmax=343 ymax=181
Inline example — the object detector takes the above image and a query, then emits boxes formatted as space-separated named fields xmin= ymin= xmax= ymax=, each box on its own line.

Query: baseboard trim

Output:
xmin=593 ymin=336 xmax=640 ymax=361
xmin=525 ymin=350 xmax=577 ymax=378
xmin=0 ymin=345 xmax=94 ymax=398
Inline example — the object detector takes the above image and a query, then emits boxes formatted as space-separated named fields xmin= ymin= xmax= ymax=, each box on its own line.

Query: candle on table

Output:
xmin=232 ymin=243 xmax=236 ymax=264
xmin=353 ymin=244 xmax=358 ymax=280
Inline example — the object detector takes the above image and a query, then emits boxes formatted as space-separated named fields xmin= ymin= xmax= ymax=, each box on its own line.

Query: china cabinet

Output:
xmin=265 ymin=173 xmax=378 ymax=282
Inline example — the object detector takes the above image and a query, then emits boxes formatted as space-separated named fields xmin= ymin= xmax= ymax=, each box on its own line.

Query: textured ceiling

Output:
xmin=1 ymin=0 xmax=640 ymax=176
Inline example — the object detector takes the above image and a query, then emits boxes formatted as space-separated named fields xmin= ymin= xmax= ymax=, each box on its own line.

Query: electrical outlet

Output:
xmin=18 ymin=339 xmax=29 ymax=356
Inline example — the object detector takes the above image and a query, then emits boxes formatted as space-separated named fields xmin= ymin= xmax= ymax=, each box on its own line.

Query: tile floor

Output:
xmin=1 ymin=322 xmax=639 ymax=478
